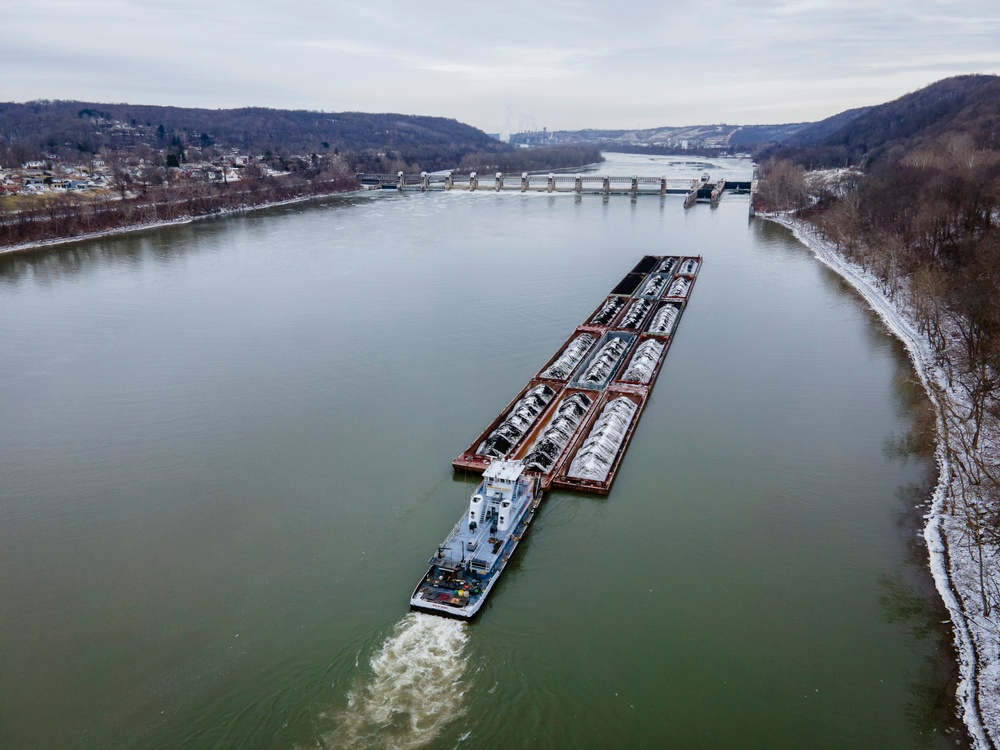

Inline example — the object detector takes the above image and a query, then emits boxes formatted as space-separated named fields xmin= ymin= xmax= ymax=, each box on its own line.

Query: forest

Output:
xmin=755 ymin=74 xmax=1000 ymax=168
xmin=0 ymin=101 xmax=507 ymax=172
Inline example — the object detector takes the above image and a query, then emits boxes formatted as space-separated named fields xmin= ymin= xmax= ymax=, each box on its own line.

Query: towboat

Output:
xmin=410 ymin=460 xmax=540 ymax=618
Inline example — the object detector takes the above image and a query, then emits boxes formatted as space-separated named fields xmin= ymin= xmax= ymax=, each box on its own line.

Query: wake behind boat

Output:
xmin=410 ymin=460 xmax=540 ymax=619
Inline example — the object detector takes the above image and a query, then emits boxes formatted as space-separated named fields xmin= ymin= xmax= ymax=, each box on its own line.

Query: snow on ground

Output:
xmin=803 ymin=167 xmax=863 ymax=198
xmin=766 ymin=212 xmax=999 ymax=750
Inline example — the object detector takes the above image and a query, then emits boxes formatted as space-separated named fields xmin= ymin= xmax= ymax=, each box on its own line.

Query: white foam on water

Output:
xmin=322 ymin=613 xmax=470 ymax=750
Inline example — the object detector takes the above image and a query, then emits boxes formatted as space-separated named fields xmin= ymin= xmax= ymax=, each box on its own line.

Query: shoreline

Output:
xmin=0 ymin=187 xmax=366 ymax=258
xmin=765 ymin=213 xmax=994 ymax=749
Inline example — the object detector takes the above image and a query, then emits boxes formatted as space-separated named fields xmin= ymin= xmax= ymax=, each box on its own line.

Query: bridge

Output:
xmin=357 ymin=171 xmax=752 ymax=207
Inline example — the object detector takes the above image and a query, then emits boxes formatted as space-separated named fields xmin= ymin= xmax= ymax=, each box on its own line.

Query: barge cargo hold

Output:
xmin=419 ymin=255 xmax=701 ymax=617
xmin=552 ymin=386 xmax=649 ymax=494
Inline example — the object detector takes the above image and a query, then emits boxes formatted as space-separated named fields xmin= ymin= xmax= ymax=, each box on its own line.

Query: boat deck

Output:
xmin=411 ymin=467 xmax=539 ymax=617
xmin=413 ymin=567 xmax=485 ymax=611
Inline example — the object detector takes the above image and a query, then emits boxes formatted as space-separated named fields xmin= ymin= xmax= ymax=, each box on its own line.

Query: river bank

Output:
xmin=0 ymin=186 xmax=368 ymax=257
xmin=765 ymin=212 xmax=999 ymax=749
xmin=0 ymin=170 xmax=363 ymax=256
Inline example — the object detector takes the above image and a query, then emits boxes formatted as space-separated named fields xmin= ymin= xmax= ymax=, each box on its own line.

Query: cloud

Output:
xmin=417 ymin=62 xmax=573 ymax=82
xmin=2 ymin=0 xmax=1000 ymax=129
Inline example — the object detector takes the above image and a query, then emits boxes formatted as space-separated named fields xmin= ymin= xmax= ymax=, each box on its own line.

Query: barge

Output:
xmin=451 ymin=254 xmax=700 ymax=493
xmin=414 ymin=255 xmax=701 ymax=617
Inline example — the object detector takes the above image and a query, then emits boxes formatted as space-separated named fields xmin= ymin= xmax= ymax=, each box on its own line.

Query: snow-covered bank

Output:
xmin=765 ymin=212 xmax=997 ymax=749
xmin=0 ymin=216 xmax=195 ymax=255
xmin=0 ymin=189 xmax=365 ymax=257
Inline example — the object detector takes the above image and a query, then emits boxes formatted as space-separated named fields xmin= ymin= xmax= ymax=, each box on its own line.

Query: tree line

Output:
xmin=0 ymin=162 xmax=357 ymax=248
xmin=457 ymin=145 xmax=603 ymax=174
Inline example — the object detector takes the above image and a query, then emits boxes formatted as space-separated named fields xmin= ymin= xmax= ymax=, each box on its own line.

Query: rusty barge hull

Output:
xmin=453 ymin=255 xmax=702 ymax=495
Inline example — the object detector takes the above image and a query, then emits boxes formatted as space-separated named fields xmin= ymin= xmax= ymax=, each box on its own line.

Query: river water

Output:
xmin=0 ymin=154 xmax=965 ymax=748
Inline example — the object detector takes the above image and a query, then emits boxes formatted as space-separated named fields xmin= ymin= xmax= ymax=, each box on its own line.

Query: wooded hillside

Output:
xmin=0 ymin=101 xmax=508 ymax=173
xmin=758 ymin=75 xmax=1000 ymax=168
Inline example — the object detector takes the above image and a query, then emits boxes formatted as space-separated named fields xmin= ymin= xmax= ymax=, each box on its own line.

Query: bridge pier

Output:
xmin=631 ymin=176 xmax=638 ymax=197
xmin=547 ymin=173 xmax=555 ymax=193
xmin=397 ymin=171 xmax=404 ymax=190
xmin=496 ymin=172 xmax=503 ymax=191
xmin=469 ymin=172 xmax=478 ymax=191
xmin=521 ymin=173 xmax=529 ymax=192
xmin=420 ymin=172 xmax=428 ymax=191
xmin=602 ymin=176 xmax=610 ymax=196
xmin=575 ymin=174 xmax=583 ymax=194
xmin=660 ymin=177 xmax=667 ymax=196
xmin=445 ymin=172 xmax=453 ymax=191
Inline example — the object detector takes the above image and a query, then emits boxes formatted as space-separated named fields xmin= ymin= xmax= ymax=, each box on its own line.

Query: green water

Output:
xmin=0 ymin=155 xmax=964 ymax=748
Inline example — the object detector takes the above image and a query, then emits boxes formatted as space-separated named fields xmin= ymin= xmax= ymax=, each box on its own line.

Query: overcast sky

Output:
xmin=4 ymin=1 xmax=999 ymax=132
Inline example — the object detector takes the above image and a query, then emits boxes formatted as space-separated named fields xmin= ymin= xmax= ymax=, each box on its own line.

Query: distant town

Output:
xmin=0 ymin=108 xmax=341 ymax=199
xmin=507 ymin=124 xmax=740 ymax=150
xmin=0 ymin=148 xmax=306 ymax=198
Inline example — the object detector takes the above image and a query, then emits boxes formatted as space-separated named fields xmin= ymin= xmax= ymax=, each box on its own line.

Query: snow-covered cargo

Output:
xmin=552 ymin=388 xmax=648 ymax=495
xmin=453 ymin=255 xmax=701 ymax=493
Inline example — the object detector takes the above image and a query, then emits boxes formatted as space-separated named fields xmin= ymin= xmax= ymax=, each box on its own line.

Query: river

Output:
xmin=0 ymin=153 xmax=965 ymax=748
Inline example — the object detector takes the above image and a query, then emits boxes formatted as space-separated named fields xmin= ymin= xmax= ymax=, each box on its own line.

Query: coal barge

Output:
xmin=411 ymin=255 xmax=701 ymax=618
